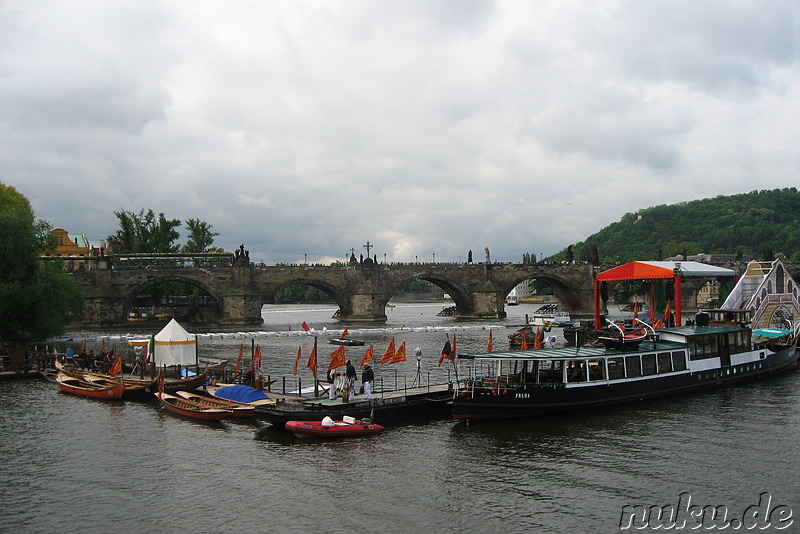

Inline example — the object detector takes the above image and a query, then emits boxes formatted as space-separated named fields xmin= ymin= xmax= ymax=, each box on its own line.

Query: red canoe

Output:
xmin=285 ymin=416 xmax=384 ymax=438
xmin=56 ymin=372 xmax=125 ymax=400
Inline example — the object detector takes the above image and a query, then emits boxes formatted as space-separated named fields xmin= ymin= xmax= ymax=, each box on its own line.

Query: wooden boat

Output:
xmin=56 ymin=359 xmax=209 ymax=395
xmin=285 ymin=416 xmax=384 ymax=438
xmin=451 ymin=309 xmax=799 ymax=422
xmin=81 ymin=373 xmax=160 ymax=400
xmin=595 ymin=320 xmax=649 ymax=349
xmin=206 ymin=384 xmax=274 ymax=407
xmin=156 ymin=391 xmax=232 ymax=421
xmin=55 ymin=372 xmax=125 ymax=400
xmin=174 ymin=390 xmax=256 ymax=418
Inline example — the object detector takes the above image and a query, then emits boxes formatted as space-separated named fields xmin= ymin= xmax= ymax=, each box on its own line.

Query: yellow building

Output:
xmin=51 ymin=228 xmax=92 ymax=257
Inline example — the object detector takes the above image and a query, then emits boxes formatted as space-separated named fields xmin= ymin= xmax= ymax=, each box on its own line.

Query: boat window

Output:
xmin=566 ymin=360 xmax=586 ymax=383
xmin=689 ymin=335 xmax=719 ymax=360
xmin=539 ymin=360 xmax=564 ymax=383
xmin=587 ymin=359 xmax=606 ymax=381
xmin=671 ymin=351 xmax=687 ymax=371
xmin=607 ymin=357 xmax=625 ymax=380
xmin=625 ymin=355 xmax=641 ymax=377
xmin=657 ymin=352 xmax=672 ymax=373
xmin=641 ymin=354 xmax=657 ymax=376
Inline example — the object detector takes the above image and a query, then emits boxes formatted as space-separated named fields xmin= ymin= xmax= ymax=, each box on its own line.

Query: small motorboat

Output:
xmin=285 ymin=416 xmax=384 ymax=438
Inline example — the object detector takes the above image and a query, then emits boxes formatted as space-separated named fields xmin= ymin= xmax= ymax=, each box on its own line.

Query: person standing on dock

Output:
xmin=345 ymin=360 xmax=357 ymax=402
xmin=361 ymin=363 xmax=374 ymax=400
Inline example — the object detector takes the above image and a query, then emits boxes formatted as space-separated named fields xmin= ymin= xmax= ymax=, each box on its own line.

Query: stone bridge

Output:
xmin=65 ymin=253 xmax=598 ymax=326
xmin=65 ymin=253 xmax=795 ymax=327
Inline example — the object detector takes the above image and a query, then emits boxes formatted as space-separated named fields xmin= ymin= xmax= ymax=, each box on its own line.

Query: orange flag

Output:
xmin=306 ymin=338 xmax=318 ymax=377
xmin=360 ymin=346 xmax=374 ymax=368
xmin=633 ymin=301 xmax=639 ymax=320
xmin=341 ymin=328 xmax=349 ymax=338
xmin=452 ymin=334 xmax=457 ymax=360
xmin=520 ymin=332 xmax=529 ymax=350
xmin=253 ymin=345 xmax=262 ymax=373
xmin=157 ymin=370 xmax=165 ymax=396
xmin=390 ymin=341 xmax=406 ymax=364
xmin=328 ymin=345 xmax=346 ymax=370
xmin=487 ymin=329 xmax=494 ymax=353
xmin=108 ymin=356 xmax=123 ymax=376
xmin=534 ymin=328 xmax=542 ymax=349
xmin=381 ymin=338 xmax=396 ymax=364
xmin=293 ymin=346 xmax=302 ymax=376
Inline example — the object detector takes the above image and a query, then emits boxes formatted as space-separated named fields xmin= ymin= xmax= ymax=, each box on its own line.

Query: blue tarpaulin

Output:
xmin=214 ymin=385 xmax=269 ymax=403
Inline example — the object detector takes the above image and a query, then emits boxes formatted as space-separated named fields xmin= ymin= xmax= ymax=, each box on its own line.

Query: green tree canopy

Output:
xmin=0 ymin=183 xmax=83 ymax=342
xmin=107 ymin=209 xmax=182 ymax=253
xmin=183 ymin=218 xmax=220 ymax=253
xmin=550 ymin=188 xmax=800 ymax=263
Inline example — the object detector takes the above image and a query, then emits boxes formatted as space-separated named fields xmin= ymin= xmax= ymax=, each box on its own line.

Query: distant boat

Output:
xmin=506 ymin=295 xmax=519 ymax=306
xmin=329 ymin=337 xmax=366 ymax=346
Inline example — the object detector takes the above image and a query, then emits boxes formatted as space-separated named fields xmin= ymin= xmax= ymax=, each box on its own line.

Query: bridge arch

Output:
xmin=255 ymin=278 xmax=352 ymax=317
xmin=125 ymin=274 xmax=224 ymax=321
xmin=502 ymin=271 xmax=585 ymax=310
xmin=381 ymin=272 xmax=475 ymax=317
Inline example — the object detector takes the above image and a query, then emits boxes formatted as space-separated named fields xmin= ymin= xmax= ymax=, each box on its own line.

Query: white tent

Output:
xmin=153 ymin=319 xmax=197 ymax=367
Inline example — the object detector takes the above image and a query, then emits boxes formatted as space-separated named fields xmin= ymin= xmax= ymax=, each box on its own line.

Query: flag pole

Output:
xmin=314 ymin=337 xmax=319 ymax=397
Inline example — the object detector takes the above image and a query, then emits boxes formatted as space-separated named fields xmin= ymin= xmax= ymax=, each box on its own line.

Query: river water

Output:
xmin=1 ymin=303 xmax=799 ymax=533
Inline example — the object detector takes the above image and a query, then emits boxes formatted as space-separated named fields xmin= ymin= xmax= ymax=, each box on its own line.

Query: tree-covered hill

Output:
xmin=548 ymin=188 xmax=800 ymax=263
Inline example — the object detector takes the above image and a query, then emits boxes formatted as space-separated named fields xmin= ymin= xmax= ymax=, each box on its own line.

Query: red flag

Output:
xmin=81 ymin=339 xmax=87 ymax=353
xmin=534 ymin=328 xmax=542 ymax=350
xmin=293 ymin=346 xmax=302 ymax=376
xmin=633 ymin=301 xmax=639 ymax=320
xmin=360 ymin=346 xmax=374 ymax=368
xmin=341 ymin=328 xmax=349 ymax=338
xmin=328 ymin=345 xmax=346 ymax=370
xmin=451 ymin=334 xmax=457 ymax=361
xmin=487 ymin=329 xmax=494 ymax=353
xmin=438 ymin=340 xmax=452 ymax=367
xmin=157 ymin=371 xmax=165 ymax=396
xmin=520 ymin=332 xmax=529 ymax=350
xmin=301 ymin=321 xmax=310 ymax=332
xmin=108 ymin=357 xmax=123 ymax=376
xmin=101 ymin=338 xmax=106 ymax=352
xmin=380 ymin=338 xmax=395 ymax=364
xmin=306 ymin=338 xmax=318 ymax=378
xmin=390 ymin=341 xmax=406 ymax=364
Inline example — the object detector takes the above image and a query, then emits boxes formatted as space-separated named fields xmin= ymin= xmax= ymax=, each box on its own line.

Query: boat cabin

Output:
xmin=465 ymin=321 xmax=758 ymax=390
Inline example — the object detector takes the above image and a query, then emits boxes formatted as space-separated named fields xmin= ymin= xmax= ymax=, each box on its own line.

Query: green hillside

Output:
xmin=548 ymin=188 xmax=800 ymax=263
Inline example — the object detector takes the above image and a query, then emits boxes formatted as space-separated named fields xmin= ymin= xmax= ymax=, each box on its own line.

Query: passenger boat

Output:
xmin=451 ymin=309 xmax=799 ymax=421
xmin=285 ymin=416 xmax=384 ymax=438
xmin=174 ymin=390 xmax=256 ymax=418
xmin=55 ymin=372 xmax=125 ymax=400
xmin=156 ymin=391 xmax=232 ymax=421
xmin=595 ymin=320 xmax=649 ymax=349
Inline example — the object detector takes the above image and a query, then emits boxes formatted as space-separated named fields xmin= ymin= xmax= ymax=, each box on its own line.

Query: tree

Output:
xmin=183 ymin=218 xmax=219 ymax=253
xmin=0 ymin=183 xmax=83 ymax=342
xmin=107 ymin=209 xmax=181 ymax=253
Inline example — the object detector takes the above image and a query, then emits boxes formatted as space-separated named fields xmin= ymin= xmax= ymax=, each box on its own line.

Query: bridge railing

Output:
xmin=41 ymin=253 xmax=236 ymax=272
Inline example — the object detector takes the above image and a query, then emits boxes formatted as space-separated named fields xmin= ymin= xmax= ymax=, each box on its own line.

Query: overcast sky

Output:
xmin=2 ymin=1 xmax=798 ymax=264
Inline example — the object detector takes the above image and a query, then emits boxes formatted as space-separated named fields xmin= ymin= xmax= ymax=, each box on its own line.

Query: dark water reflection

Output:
xmin=3 ymin=304 xmax=800 ymax=533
